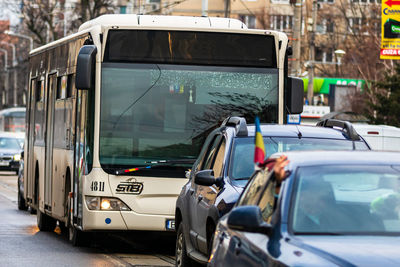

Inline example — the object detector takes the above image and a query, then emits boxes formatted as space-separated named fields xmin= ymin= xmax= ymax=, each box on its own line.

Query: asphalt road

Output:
xmin=0 ymin=172 xmax=177 ymax=267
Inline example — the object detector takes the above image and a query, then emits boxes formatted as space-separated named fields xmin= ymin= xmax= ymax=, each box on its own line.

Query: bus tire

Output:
xmin=69 ymin=225 xmax=90 ymax=247
xmin=37 ymin=210 xmax=56 ymax=232
xmin=67 ymin=196 xmax=90 ymax=247
xmin=17 ymin=181 xmax=27 ymax=211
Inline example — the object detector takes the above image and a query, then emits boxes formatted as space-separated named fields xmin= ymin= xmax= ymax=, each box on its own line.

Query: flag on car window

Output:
xmin=254 ymin=116 xmax=265 ymax=167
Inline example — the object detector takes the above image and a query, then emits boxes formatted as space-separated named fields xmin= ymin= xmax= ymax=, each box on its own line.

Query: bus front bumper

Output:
xmin=82 ymin=208 xmax=175 ymax=232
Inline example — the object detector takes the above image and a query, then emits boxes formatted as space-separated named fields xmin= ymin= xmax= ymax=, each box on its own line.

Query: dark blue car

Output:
xmin=175 ymin=117 xmax=370 ymax=266
xmin=209 ymin=151 xmax=400 ymax=267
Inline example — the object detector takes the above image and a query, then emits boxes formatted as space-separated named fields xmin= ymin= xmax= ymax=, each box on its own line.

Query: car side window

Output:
xmin=257 ymin=175 xmax=276 ymax=223
xmin=238 ymin=169 xmax=274 ymax=207
xmin=211 ymin=138 xmax=226 ymax=178
xmin=201 ymin=135 xmax=222 ymax=171
xmin=193 ymin=134 xmax=216 ymax=173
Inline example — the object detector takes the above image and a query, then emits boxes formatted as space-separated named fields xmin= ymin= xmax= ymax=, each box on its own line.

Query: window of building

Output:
xmin=315 ymin=47 xmax=334 ymax=63
xmin=326 ymin=19 xmax=334 ymax=33
xmin=239 ymin=15 xmax=256 ymax=29
xmin=351 ymin=0 xmax=378 ymax=3
xmin=318 ymin=0 xmax=334 ymax=3
xmin=349 ymin=17 xmax=368 ymax=34
xmin=315 ymin=47 xmax=323 ymax=62
xmin=271 ymin=0 xmax=290 ymax=3
xmin=325 ymin=48 xmax=333 ymax=62
xmin=119 ymin=6 xmax=127 ymax=14
xmin=271 ymin=15 xmax=293 ymax=31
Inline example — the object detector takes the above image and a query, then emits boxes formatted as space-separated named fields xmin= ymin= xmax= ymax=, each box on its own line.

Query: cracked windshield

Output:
xmin=100 ymin=63 xmax=278 ymax=175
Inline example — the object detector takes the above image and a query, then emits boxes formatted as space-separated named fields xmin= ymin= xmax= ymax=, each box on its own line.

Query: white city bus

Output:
xmin=23 ymin=14 xmax=302 ymax=245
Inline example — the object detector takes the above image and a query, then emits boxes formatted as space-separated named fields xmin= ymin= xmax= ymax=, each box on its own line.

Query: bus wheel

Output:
xmin=37 ymin=210 xmax=56 ymax=232
xmin=69 ymin=224 xmax=90 ymax=247
xmin=17 ymin=181 xmax=27 ymax=211
xmin=67 ymin=199 xmax=90 ymax=246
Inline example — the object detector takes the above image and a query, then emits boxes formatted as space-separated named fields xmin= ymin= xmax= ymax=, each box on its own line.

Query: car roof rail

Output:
xmin=221 ymin=117 xmax=248 ymax=136
xmin=316 ymin=119 xmax=360 ymax=141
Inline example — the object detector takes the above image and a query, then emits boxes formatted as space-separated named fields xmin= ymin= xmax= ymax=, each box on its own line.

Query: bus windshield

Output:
xmin=100 ymin=63 xmax=278 ymax=175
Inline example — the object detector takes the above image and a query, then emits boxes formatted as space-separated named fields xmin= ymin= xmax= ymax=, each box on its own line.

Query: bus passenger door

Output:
xmin=26 ymin=79 xmax=36 ymax=203
xmin=73 ymin=90 xmax=88 ymax=225
xmin=44 ymin=74 xmax=57 ymax=211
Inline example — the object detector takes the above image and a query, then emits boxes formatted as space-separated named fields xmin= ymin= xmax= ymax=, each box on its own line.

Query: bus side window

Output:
xmin=36 ymin=81 xmax=42 ymax=102
xmin=56 ymin=76 xmax=62 ymax=100
xmin=66 ymin=74 xmax=74 ymax=98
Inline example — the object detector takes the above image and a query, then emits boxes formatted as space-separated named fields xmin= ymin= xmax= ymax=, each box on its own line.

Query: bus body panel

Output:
xmin=107 ymin=176 xmax=188 ymax=216
xmin=25 ymin=14 xmax=288 ymax=235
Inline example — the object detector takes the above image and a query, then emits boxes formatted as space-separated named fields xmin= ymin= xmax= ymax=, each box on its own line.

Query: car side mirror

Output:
xmin=227 ymin=206 xmax=272 ymax=236
xmin=75 ymin=45 xmax=97 ymax=90
xmin=194 ymin=170 xmax=223 ymax=187
xmin=286 ymin=77 xmax=304 ymax=114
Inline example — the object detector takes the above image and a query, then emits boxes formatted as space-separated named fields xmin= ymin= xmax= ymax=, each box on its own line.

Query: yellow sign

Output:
xmin=381 ymin=0 xmax=400 ymax=59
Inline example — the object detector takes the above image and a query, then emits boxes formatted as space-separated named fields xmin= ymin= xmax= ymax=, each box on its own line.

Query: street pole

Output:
xmin=224 ymin=0 xmax=230 ymax=18
xmin=291 ymin=0 xmax=302 ymax=76
xmin=202 ymin=0 xmax=208 ymax=16
xmin=0 ymin=48 xmax=8 ymax=108
xmin=5 ymin=31 xmax=33 ymax=52
xmin=0 ymin=42 xmax=17 ymax=107
xmin=307 ymin=0 xmax=317 ymax=105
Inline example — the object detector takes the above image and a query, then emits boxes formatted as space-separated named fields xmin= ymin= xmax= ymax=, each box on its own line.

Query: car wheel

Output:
xmin=17 ymin=182 xmax=28 ymax=211
xmin=37 ymin=209 xmax=56 ymax=232
xmin=176 ymin=223 xmax=193 ymax=267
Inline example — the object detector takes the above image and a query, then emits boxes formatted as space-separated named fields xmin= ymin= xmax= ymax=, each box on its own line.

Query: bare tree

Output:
xmin=71 ymin=0 xmax=115 ymax=30
xmin=21 ymin=0 xmax=60 ymax=46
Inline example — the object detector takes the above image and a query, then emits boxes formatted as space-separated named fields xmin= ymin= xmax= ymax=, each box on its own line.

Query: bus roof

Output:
xmin=78 ymin=14 xmax=247 ymax=32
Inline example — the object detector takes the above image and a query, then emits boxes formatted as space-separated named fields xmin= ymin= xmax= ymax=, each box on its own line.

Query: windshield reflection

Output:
xmin=100 ymin=63 xmax=278 ymax=175
xmin=291 ymin=165 xmax=400 ymax=235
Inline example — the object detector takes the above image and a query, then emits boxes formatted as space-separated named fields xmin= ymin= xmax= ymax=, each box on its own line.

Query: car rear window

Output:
xmin=229 ymin=137 xmax=369 ymax=180
xmin=291 ymin=165 xmax=400 ymax=235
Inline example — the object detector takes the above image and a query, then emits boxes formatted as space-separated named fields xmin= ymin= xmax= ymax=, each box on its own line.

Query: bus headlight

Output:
xmin=13 ymin=154 xmax=21 ymax=161
xmin=85 ymin=196 xmax=131 ymax=211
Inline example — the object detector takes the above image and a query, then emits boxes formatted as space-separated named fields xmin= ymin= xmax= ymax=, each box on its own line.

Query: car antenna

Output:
xmin=295 ymin=124 xmax=302 ymax=139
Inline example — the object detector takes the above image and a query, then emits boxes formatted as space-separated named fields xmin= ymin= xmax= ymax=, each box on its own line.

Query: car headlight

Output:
xmin=13 ymin=154 xmax=21 ymax=161
xmin=85 ymin=196 xmax=131 ymax=211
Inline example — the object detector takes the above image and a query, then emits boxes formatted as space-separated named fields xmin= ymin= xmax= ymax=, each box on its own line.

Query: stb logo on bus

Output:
xmin=116 ymin=178 xmax=143 ymax=195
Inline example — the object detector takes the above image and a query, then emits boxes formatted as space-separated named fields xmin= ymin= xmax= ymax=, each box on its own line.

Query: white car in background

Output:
xmin=352 ymin=124 xmax=400 ymax=151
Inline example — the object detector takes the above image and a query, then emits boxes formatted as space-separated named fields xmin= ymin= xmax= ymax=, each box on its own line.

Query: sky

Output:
xmin=0 ymin=0 xmax=21 ymax=27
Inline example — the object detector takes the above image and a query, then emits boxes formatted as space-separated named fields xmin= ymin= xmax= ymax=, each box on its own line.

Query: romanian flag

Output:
xmin=254 ymin=116 xmax=265 ymax=166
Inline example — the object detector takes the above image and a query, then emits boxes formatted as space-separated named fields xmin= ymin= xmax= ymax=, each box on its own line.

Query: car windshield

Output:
xmin=290 ymin=165 xmax=400 ymax=235
xmin=229 ymin=137 xmax=369 ymax=180
xmin=0 ymin=137 xmax=21 ymax=150
xmin=100 ymin=63 xmax=278 ymax=176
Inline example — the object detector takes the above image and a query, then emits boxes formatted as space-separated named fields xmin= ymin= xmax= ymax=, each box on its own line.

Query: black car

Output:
xmin=174 ymin=117 xmax=371 ymax=266
xmin=0 ymin=132 xmax=24 ymax=174
xmin=209 ymin=151 xmax=400 ymax=267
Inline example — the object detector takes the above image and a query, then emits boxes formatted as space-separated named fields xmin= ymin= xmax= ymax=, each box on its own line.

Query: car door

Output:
xmin=188 ymin=133 xmax=221 ymax=250
xmin=223 ymin=170 xmax=276 ymax=266
xmin=196 ymin=136 xmax=226 ymax=254
xmin=191 ymin=134 xmax=223 ymax=253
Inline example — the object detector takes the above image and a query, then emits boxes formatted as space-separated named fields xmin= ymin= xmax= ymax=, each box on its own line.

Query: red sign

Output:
xmin=380 ymin=48 xmax=400 ymax=56
xmin=385 ymin=0 xmax=400 ymax=7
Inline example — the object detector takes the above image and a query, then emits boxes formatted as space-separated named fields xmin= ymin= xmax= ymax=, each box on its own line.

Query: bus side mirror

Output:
xmin=286 ymin=77 xmax=304 ymax=114
xmin=75 ymin=45 xmax=97 ymax=90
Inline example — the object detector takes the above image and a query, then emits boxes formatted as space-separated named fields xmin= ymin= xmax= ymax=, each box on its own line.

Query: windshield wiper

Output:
xmin=115 ymin=159 xmax=195 ymax=175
